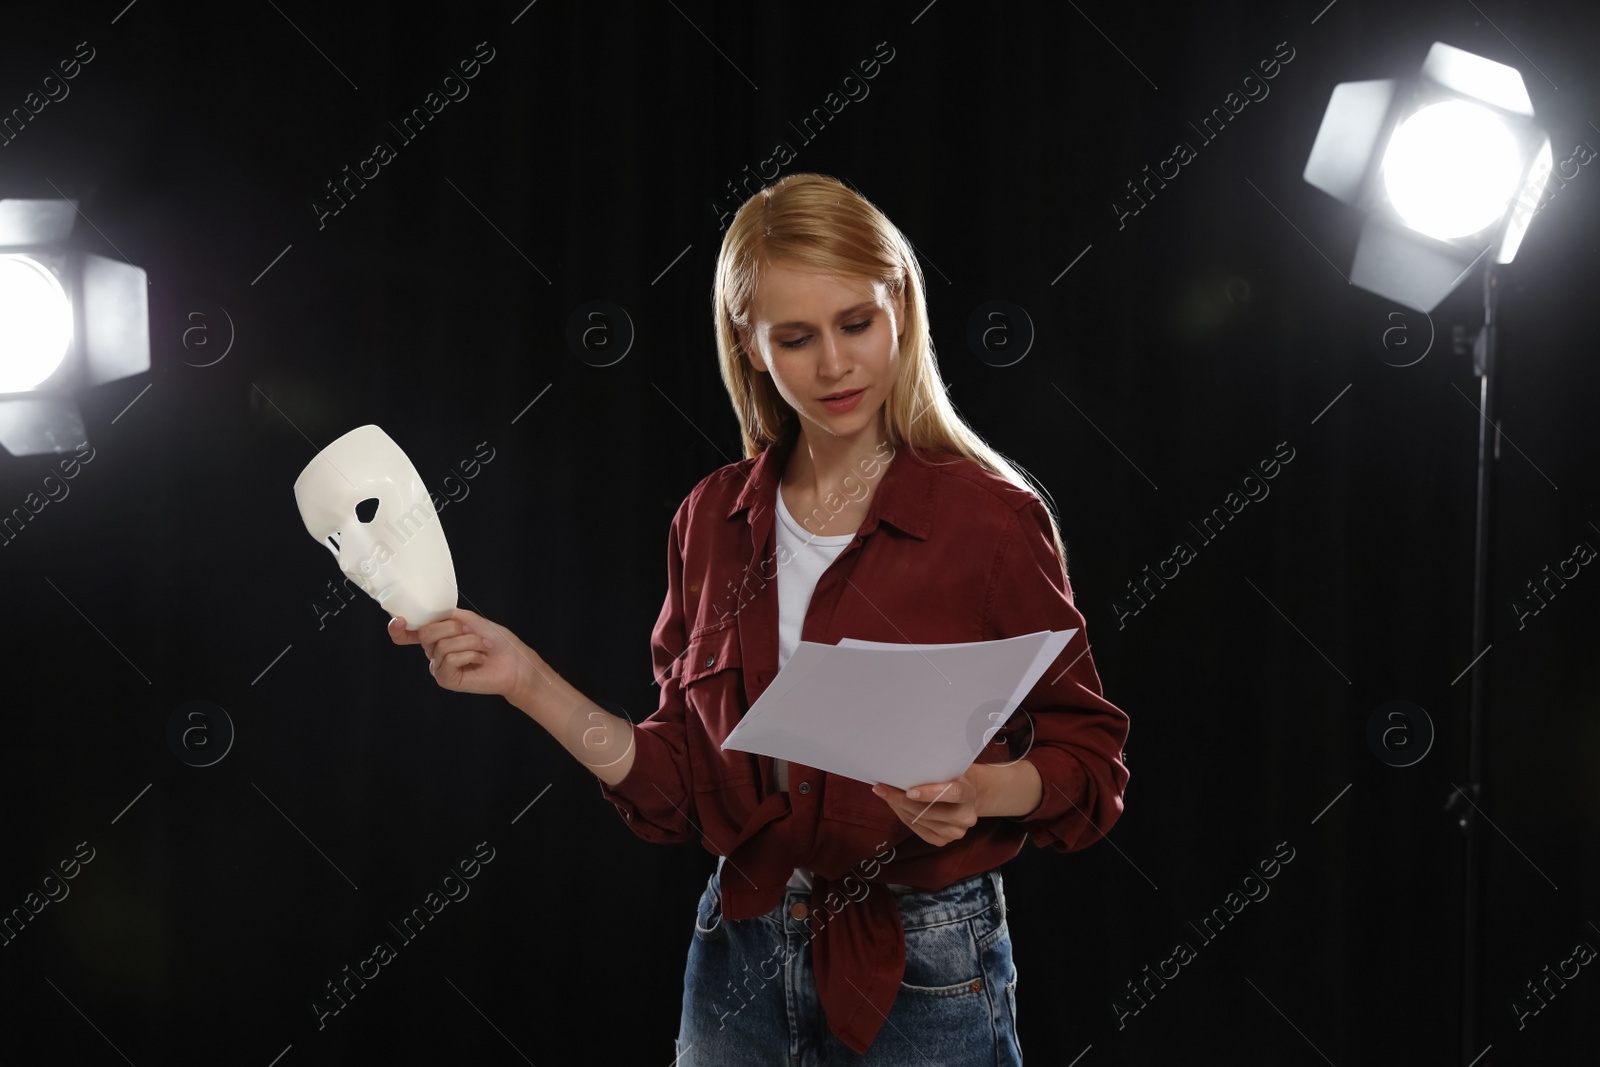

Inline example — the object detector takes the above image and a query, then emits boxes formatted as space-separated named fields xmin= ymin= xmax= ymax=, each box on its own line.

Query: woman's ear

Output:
xmin=737 ymin=327 xmax=767 ymax=373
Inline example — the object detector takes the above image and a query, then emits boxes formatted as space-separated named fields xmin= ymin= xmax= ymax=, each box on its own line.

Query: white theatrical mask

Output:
xmin=294 ymin=424 xmax=458 ymax=630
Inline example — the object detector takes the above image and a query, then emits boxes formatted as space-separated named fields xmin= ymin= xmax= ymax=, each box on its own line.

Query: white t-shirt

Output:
xmin=772 ymin=482 xmax=856 ymax=890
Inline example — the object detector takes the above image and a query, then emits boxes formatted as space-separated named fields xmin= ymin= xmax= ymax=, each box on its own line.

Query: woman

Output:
xmin=389 ymin=172 xmax=1130 ymax=1065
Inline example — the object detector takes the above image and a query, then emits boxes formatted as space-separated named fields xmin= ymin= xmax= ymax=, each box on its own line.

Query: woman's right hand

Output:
xmin=387 ymin=608 xmax=531 ymax=699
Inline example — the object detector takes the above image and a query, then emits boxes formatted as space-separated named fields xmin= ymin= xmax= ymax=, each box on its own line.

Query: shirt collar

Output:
xmin=727 ymin=433 xmax=934 ymax=541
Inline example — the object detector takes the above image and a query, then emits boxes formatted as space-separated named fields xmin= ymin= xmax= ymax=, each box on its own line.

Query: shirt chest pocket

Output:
xmin=681 ymin=623 xmax=756 ymax=791
xmin=823 ymin=772 xmax=913 ymax=839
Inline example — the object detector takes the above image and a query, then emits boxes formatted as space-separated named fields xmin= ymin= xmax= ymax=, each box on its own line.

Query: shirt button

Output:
xmin=797 ymin=781 xmax=810 ymax=794
xmin=970 ymin=978 xmax=983 ymax=993
xmin=704 ymin=655 xmax=715 ymax=668
xmin=790 ymin=902 xmax=809 ymax=920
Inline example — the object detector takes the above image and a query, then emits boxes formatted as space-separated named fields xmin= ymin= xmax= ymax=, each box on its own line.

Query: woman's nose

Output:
xmin=816 ymin=333 xmax=848 ymax=375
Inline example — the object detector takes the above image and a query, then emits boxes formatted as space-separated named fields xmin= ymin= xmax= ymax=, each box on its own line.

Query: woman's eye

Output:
xmin=777 ymin=319 xmax=873 ymax=350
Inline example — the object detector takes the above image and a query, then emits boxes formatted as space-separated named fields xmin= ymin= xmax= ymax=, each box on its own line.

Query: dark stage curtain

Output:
xmin=0 ymin=2 xmax=1596 ymax=1063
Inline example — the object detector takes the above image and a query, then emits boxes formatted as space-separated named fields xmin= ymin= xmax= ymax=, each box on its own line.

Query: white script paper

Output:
xmin=719 ymin=628 xmax=1078 ymax=790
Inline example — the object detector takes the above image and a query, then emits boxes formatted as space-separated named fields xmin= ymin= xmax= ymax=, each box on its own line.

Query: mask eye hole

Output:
xmin=355 ymin=497 xmax=379 ymax=523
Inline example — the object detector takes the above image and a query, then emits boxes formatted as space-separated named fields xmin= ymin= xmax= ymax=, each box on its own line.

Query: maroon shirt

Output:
xmin=598 ymin=434 xmax=1130 ymax=1054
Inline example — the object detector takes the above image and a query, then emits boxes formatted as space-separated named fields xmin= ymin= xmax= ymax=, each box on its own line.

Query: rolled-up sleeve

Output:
xmin=983 ymin=496 xmax=1130 ymax=852
xmin=596 ymin=492 xmax=699 ymax=843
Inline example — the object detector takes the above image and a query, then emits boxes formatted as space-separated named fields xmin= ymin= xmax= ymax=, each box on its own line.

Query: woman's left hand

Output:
xmin=872 ymin=765 xmax=987 ymax=847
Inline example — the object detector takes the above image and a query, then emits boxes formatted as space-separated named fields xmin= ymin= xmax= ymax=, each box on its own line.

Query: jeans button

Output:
xmin=970 ymin=978 xmax=982 ymax=993
xmin=790 ymin=902 xmax=809 ymax=920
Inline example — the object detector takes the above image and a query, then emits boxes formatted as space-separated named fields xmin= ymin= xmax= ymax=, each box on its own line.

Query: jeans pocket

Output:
xmin=899 ymin=917 xmax=984 ymax=996
xmin=693 ymin=873 xmax=725 ymax=942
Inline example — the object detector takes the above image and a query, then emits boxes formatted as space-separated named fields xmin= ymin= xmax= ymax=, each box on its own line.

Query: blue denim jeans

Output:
xmin=675 ymin=864 xmax=1022 ymax=1066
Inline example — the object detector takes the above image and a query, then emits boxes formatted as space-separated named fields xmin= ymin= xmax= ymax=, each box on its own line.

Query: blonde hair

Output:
xmin=710 ymin=172 xmax=1069 ymax=574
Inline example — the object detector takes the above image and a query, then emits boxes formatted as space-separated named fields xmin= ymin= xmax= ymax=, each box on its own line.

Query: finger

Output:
xmin=904 ymin=781 xmax=958 ymax=803
xmin=434 ymin=633 xmax=488 ymax=658
xmin=440 ymin=647 xmax=488 ymax=671
xmin=388 ymin=617 xmax=418 ymax=644
xmin=418 ymin=617 xmax=464 ymax=647
xmin=430 ymin=650 xmax=479 ymax=687
xmin=876 ymin=791 xmax=947 ymax=829
xmin=870 ymin=788 xmax=911 ymax=819
xmin=418 ymin=619 xmax=469 ymax=660
xmin=434 ymin=627 xmax=491 ymax=661
xmin=906 ymin=794 xmax=969 ymax=831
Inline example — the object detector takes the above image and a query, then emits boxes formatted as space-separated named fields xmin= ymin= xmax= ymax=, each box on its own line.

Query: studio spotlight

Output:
xmin=1307 ymin=41 xmax=1563 ymax=1067
xmin=0 ymin=198 xmax=149 ymax=458
xmin=1303 ymin=41 xmax=1552 ymax=311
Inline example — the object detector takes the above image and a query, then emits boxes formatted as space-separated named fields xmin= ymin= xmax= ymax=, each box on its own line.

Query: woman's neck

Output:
xmin=783 ymin=419 xmax=890 ymax=499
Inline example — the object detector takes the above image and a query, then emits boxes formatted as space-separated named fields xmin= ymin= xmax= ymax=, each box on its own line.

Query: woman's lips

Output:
xmin=820 ymin=388 xmax=865 ymax=412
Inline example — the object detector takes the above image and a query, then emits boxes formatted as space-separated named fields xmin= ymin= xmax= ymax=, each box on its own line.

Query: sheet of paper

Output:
xmin=719 ymin=628 xmax=1077 ymax=790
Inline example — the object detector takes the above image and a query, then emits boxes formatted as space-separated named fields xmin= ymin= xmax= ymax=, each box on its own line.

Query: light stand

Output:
xmin=1446 ymin=258 xmax=1499 ymax=1064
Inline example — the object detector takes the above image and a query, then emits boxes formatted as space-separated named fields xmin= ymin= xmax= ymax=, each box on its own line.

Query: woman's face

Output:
xmin=737 ymin=260 xmax=906 ymax=446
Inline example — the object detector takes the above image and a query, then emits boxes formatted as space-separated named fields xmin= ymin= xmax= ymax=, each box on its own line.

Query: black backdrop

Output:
xmin=1 ymin=1 xmax=1597 ymax=1064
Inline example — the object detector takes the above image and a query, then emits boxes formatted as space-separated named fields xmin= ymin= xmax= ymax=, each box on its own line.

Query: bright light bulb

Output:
xmin=1382 ymin=100 xmax=1524 ymax=240
xmin=0 ymin=255 xmax=73 ymax=393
